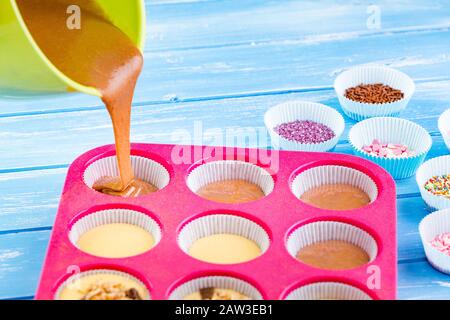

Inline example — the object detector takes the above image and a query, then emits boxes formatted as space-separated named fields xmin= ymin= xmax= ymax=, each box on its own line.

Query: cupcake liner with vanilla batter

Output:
xmin=178 ymin=214 xmax=270 ymax=265
xmin=69 ymin=208 xmax=162 ymax=258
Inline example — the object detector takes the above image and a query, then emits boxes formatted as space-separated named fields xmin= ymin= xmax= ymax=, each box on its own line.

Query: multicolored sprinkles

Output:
xmin=424 ymin=174 xmax=450 ymax=199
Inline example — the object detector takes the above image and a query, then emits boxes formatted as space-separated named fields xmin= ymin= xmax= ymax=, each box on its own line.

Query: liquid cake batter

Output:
xmin=300 ymin=184 xmax=370 ymax=210
xmin=188 ymin=233 xmax=261 ymax=264
xmin=197 ymin=179 xmax=265 ymax=204
xmin=296 ymin=240 xmax=370 ymax=270
xmin=77 ymin=223 xmax=155 ymax=258
xmin=17 ymin=0 xmax=155 ymax=197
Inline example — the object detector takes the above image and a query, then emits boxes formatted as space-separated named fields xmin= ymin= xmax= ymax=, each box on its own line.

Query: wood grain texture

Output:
xmin=1 ymin=81 xmax=449 ymax=170
xmin=0 ymin=0 xmax=449 ymax=300
xmin=0 ymin=231 xmax=49 ymax=300
xmin=2 ymin=1 xmax=450 ymax=115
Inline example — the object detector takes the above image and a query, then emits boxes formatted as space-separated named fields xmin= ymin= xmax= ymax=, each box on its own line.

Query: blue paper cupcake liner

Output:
xmin=334 ymin=65 xmax=415 ymax=122
xmin=342 ymin=110 xmax=401 ymax=122
xmin=419 ymin=209 xmax=450 ymax=274
xmin=264 ymin=101 xmax=345 ymax=152
xmin=348 ymin=117 xmax=432 ymax=179
xmin=416 ymin=156 xmax=450 ymax=210
xmin=438 ymin=109 xmax=450 ymax=152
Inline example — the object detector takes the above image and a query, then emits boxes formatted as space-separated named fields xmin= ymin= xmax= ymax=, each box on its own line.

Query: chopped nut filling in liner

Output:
xmin=80 ymin=281 xmax=142 ymax=300
xmin=198 ymin=287 xmax=250 ymax=300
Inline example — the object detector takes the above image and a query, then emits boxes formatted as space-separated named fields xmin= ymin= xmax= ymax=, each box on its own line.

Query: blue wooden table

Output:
xmin=1 ymin=0 xmax=450 ymax=300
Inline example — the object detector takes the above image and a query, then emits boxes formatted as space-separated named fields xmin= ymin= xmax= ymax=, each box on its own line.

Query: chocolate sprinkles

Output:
xmin=345 ymin=83 xmax=404 ymax=104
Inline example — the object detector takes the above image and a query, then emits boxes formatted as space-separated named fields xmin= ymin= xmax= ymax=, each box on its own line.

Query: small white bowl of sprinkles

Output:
xmin=349 ymin=117 xmax=432 ymax=179
xmin=416 ymin=155 xmax=450 ymax=210
xmin=334 ymin=65 xmax=415 ymax=121
xmin=419 ymin=209 xmax=450 ymax=274
xmin=438 ymin=109 xmax=450 ymax=152
xmin=264 ymin=101 xmax=345 ymax=152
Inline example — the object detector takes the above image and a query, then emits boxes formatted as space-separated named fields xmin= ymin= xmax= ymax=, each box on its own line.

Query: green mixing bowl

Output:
xmin=0 ymin=0 xmax=146 ymax=96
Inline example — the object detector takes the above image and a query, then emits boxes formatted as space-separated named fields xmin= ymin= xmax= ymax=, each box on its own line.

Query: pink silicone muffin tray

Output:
xmin=35 ymin=143 xmax=397 ymax=300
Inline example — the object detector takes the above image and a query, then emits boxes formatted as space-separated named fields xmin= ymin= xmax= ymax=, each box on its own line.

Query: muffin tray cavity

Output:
xmin=35 ymin=143 xmax=397 ymax=300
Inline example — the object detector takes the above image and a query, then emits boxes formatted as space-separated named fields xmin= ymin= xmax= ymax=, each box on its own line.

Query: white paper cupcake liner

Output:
xmin=285 ymin=282 xmax=372 ymax=300
xmin=286 ymin=221 xmax=378 ymax=267
xmin=438 ymin=109 xmax=450 ymax=152
xmin=349 ymin=117 xmax=432 ymax=179
xmin=291 ymin=165 xmax=378 ymax=207
xmin=178 ymin=214 xmax=270 ymax=264
xmin=69 ymin=208 xmax=162 ymax=257
xmin=84 ymin=155 xmax=170 ymax=192
xmin=264 ymin=101 xmax=345 ymax=152
xmin=186 ymin=160 xmax=275 ymax=200
xmin=334 ymin=65 xmax=415 ymax=121
xmin=55 ymin=269 xmax=151 ymax=300
xmin=416 ymin=156 xmax=450 ymax=210
xmin=169 ymin=276 xmax=263 ymax=300
xmin=419 ymin=209 xmax=450 ymax=274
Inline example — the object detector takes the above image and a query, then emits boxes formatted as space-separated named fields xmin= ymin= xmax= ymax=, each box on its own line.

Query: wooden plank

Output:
xmin=0 ymin=169 xmax=66 ymax=233
xmin=0 ymin=230 xmax=49 ymax=300
xmin=398 ymin=260 xmax=450 ymax=300
xmin=398 ymin=197 xmax=435 ymax=262
xmin=1 ymin=80 xmax=449 ymax=170
xmin=2 ymin=27 xmax=450 ymax=115
xmin=145 ymin=0 xmax=450 ymax=51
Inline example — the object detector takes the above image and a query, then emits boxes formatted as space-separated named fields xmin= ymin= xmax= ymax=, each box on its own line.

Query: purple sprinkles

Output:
xmin=274 ymin=120 xmax=335 ymax=144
